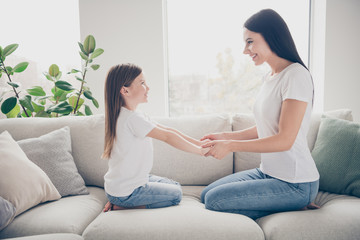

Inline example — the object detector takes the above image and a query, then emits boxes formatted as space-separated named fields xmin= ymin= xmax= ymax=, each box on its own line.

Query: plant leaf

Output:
xmin=78 ymin=42 xmax=87 ymax=55
xmin=83 ymin=35 xmax=96 ymax=54
xmin=32 ymin=101 xmax=45 ymax=112
xmin=27 ymin=86 xmax=46 ymax=96
xmin=83 ymin=90 xmax=93 ymax=100
xmin=90 ymin=64 xmax=100 ymax=70
xmin=1 ymin=96 xmax=17 ymax=114
xmin=55 ymin=81 xmax=75 ymax=91
xmin=35 ymin=110 xmax=50 ymax=117
xmin=92 ymin=98 xmax=99 ymax=108
xmin=69 ymin=95 xmax=84 ymax=110
xmin=19 ymin=95 xmax=34 ymax=112
xmin=84 ymin=105 xmax=92 ymax=116
xmin=6 ymin=104 xmax=20 ymax=118
xmin=13 ymin=62 xmax=29 ymax=73
xmin=3 ymin=44 xmax=18 ymax=57
xmin=90 ymin=48 xmax=104 ymax=59
xmin=49 ymin=64 xmax=60 ymax=77
xmin=68 ymin=69 xmax=81 ymax=74
xmin=7 ymin=82 xmax=20 ymax=88
xmin=46 ymin=101 xmax=73 ymax=114
xmin=75 ymin=76 xmax=85 ymax=82
xmin=79 ymin=51 xmax=88 ymax=61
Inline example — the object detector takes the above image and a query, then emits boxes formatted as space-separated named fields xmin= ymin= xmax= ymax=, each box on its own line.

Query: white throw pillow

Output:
xmin=0 ymin=131 xmax=61 ymax=217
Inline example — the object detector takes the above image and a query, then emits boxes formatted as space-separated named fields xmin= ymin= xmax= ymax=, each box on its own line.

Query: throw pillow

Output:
xmin=17 ymin=126 xmax=88 ymax=197
xmin=312 ymin=117 xmax=360 ymax=197
xmin=0 ymin=196 xmax=16 ymax=231
xmin=0 ymin=131 xmax=61 ymax=217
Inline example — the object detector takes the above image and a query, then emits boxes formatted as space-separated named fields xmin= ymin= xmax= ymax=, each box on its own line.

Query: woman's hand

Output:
xmin=200 ymin=132 xmax=226 ymax=141
xmin=201 ymin=140 xmax=232 ymax=160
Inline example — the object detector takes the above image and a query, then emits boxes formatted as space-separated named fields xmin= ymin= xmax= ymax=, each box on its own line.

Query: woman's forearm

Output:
xmin=224 ymin=126 xmax=258 ymax=140
xmin=229 ymin=133 xmax=293 ymax=153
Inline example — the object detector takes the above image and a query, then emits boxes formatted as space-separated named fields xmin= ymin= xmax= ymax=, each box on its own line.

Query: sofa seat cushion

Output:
xmin=0 ymin=187 xmax=107 ymax=239
xmin=83 ymin=186 xmax=265 ymax=240
xmin=256 ymin=191 xmax=360 ymax=240
xmin=3 ymin=233 xmax=83 ymax=240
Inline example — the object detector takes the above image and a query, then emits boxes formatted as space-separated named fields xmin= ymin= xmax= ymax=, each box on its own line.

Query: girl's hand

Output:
xmin=200 ymin=147 xmax=211 ymax=156
xmin=200 ymin=132 xmax=225 ymax=141
xmin=202 ymin=140 xmax=232 ymax=160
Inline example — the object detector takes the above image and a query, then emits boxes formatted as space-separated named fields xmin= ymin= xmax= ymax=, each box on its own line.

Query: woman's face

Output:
xmin=243 ymin=28 xmax=273 ymax=65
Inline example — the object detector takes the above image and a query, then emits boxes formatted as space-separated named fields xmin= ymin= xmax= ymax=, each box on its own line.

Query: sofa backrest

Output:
xmin=152 ymin=114 xmax=233 ymax=185
xmin=0 ymin=109 xmax=352 ymax=188
xmin=0 ymin=115 xmax=107 ymax=187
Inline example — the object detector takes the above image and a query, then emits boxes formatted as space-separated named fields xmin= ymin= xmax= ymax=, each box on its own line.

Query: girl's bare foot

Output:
xmin=103 ymin=201 xmax=146 ymax=212
xmin=301 ymin=202 xmax=320 ymax=210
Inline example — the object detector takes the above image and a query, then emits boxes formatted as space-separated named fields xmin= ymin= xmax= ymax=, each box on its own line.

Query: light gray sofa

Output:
xmin=1 ymin=109 xmax=359 ymax=240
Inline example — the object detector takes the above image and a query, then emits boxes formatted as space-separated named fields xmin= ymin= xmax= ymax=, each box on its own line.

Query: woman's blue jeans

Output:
xmin=201 ymin=168 xmax=319 ymax=220
xmin=106 ymin=175 xmax=182 ymax=209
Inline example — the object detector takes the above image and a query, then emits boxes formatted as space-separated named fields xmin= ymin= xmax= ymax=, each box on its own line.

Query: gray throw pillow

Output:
xmin=18 ymin=126 xmax=88 ymax=197
xmin=0 ymin=196 xmax=16 ymax=231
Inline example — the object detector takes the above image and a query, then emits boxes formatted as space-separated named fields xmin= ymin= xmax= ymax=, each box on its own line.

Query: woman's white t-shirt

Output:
xmin=104 ymin=107 xmax=156 ymax=197
xmin=253 ymin=63 xmax=319 ymax=183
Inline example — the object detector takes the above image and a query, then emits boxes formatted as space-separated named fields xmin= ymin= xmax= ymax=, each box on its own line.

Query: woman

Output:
xmin=200 ymin=9 xmax=320 ymax=220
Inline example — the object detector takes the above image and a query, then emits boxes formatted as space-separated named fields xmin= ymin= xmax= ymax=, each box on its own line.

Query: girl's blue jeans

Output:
xmin=106 ymin=175 xmax=182 ymax=209
xmin=201 ymin=168 xmax=319 ymax=220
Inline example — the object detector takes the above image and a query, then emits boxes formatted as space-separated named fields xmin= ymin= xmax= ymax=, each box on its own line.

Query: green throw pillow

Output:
xmin=312 ymin=117 xmax=360 ymax=197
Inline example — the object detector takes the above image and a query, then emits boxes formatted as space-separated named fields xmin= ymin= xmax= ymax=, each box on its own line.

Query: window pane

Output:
xmin=0 ymin=0 xmax=81 ymax=118
xmin=167 ymin=0 xmax=310 ymax=116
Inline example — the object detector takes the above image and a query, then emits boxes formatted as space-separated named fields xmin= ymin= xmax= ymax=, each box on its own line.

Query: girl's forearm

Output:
xmin=158 ymin=125 xmax=201 ymax=146
xmin=164 ymin=131 xmax=203 ymax=155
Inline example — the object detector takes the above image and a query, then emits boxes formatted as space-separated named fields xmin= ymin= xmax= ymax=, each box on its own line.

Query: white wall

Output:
xmin=79 ymin=0 xmax=167 ymax=116
xmin=79 ymin=0 xmax=360 ymax=121
xmin=323 ymin=0 xmax=360 ymax=122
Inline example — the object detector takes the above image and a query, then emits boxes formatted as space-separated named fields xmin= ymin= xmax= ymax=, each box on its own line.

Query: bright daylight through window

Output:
xmin=166 ymin=0 xmax=310 ymax=117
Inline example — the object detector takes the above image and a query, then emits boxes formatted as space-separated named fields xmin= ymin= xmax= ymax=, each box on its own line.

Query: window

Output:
xmin=0 ymin=0 xmax=81 ymax=118
xmin=166 ymin=0 xmax=310 ymax=116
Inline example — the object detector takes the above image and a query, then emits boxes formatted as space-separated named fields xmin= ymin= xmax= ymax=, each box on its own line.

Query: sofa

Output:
xmin=0 ymin=109 xmax=359 ymax=240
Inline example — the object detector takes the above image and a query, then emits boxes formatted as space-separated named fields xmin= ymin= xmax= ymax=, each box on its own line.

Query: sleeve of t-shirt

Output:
xmin=127 ymin=112 xmax=156 ymax=138
xmin=281 ymin=67 xmax=313 ymax=103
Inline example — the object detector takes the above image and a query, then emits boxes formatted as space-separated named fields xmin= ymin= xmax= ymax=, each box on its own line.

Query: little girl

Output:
xmin=102 ymin=63 xmax=209 ymax=211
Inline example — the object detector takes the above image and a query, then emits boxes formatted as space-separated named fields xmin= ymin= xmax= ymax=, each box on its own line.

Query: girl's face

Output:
xmin=243 ymin=28 xmax=273 ymax=65
xmin=125 ymin=72 xmax=149 ymax=104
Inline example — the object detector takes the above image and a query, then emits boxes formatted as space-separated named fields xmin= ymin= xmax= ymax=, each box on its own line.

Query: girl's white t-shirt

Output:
xmin=253 ymin=63 xmax=319 ymax=183
xmin=104 ymin=107 xmax=156 ymax=197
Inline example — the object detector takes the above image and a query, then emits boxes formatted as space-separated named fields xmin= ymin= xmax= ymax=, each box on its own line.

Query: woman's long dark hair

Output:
xmin=102 ymin=63 xmax=142 ymax=159
xmin=244 ymin=9 xmax=307 ymax=70
xmin=244 ymin=9 xmax=314 ymax=104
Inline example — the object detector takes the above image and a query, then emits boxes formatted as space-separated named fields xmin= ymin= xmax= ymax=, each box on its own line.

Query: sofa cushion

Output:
xmin=17 ymin=126 xmax=88 ymax=197
xmin=0 ymin=196 xmax=16 ymax=231
xmin=233 ymin=109 xmax=353 ymax=173
xmin=312 ymin=117 xmax=360 ymax=197
xmin=0 ymin=115 xmax=107 ymax=187
xmin=0 ymin=131 xmax=61 ymax=217
xmin=3 ymin=233 xmax=84 ymax=240
xmin=83 ymin=186 xmax=265 ymax=240
xmin=152 ymin=114 xmax=233 ymax=185
xmin=0 ymin=187 xmax=107 ymax=239
xmin=257 ymin=191 xmax=360 ymax=240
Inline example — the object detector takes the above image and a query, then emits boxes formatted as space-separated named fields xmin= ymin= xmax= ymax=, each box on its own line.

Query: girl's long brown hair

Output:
xmin=102 ymin=63 xmax=142 ymax=159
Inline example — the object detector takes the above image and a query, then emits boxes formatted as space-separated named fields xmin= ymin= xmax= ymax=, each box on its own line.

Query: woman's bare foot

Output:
xmin=301 ymin=202 xmax=320 ymax=210
xmin=103 ymin=201 xmax=146 ymax=212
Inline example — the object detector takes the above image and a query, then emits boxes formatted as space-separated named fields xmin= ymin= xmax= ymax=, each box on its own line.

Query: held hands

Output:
xmin=201 ymin=140 xmax=232 ymax=160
